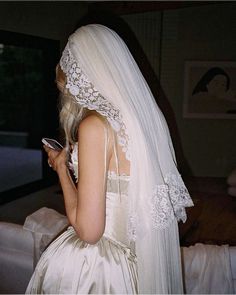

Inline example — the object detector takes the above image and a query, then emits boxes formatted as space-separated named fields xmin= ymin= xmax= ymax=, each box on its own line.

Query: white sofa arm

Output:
xmin=0 ymin=222 xmax=34 ymax=253
xmin=23 ymin=207 xmax=69 ymax=263
xmin=0 ymin=222 xmax=34 ymax=293
xmin=227 ymin=169 xmax=236 ymax=186
xmin=228 ymin=186 xmax=236 ymax=197
xmin=182 ymin=243 xmax=235 ymax=294
xmin=0 ymin=208 xmax=68 ymax=294
xmin=229 ymin=247 xmax=236 ymax=292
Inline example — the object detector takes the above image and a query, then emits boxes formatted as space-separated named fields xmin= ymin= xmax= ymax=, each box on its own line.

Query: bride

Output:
xmin=26 ymin=24 xmax=193 ymax=294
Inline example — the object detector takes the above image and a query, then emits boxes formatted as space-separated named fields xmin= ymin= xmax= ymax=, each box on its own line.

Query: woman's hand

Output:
xmin=43 ymin=145 xmax=67 ymax=173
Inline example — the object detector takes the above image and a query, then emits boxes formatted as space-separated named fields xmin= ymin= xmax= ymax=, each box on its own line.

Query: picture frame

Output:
xmin=183 ymin=61 xmax=236 ymax=119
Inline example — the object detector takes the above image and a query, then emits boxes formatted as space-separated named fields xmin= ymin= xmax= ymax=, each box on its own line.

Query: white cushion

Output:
xmin=228 ymin=186 xmax=236 ymax=197
xmin=23 ymin=207 xmax=68 ymax=263
xmin=0 ymin=247 xmax=33 ymax=293
xmin=0 ymin=222 xmax=34 ymax=293
xmin=0 ymin=222 xmax=34 ymax=253
xmin=182 ymin=243 xmax=234 ymax=294
xmin=230 ymin=247 xmax=236 ymax=279
xmin=227 ymin=169 xmax=236 ymax=186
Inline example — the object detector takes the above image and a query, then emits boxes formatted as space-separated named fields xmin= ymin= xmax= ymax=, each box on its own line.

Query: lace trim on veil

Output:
xmin=128 ymin=173 xmax=193 ymax=241
xmin=60 ymin=44 xmax=131 ymax=161
xmin=150 ymin=173 xmax=193 ymax=229
xmin=60 ymin=43 xmax=193 ymax=242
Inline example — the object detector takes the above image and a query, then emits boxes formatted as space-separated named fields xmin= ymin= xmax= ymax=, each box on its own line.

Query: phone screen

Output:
xmin=42 ymin=138 xmax=63 ymax=151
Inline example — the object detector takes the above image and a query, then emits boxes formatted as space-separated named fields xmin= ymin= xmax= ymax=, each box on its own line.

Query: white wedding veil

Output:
xmin=60 ymin=24 xmax=193 ymax=294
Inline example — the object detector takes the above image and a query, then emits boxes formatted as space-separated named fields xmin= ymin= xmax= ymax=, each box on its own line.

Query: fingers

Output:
xmin=43 ymin=145 xmax=60 ymax=159
xmin=43 ymin=145 xmax=67 ymax=171
xmin=43 ymin=145 xmax=58 ymax=170
xmin=43 ymin=145 xmax=57 ymax=155
xmin=48 ymin=159 xmax=53 ymax=168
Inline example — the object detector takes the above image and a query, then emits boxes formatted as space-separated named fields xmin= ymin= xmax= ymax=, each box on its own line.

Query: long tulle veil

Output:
xmin=60 ymin=24 xmax=193 ymax=293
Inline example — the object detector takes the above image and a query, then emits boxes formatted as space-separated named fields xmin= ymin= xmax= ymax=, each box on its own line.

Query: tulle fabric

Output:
xmin=65 ymin=24 xmax=192 ymax=293
xmin=27 ymin=24 xmax=193 ymax=294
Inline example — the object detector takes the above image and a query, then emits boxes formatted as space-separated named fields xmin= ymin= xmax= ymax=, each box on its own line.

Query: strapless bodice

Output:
xmin=104 ymin=171 xmax=131 ymax=247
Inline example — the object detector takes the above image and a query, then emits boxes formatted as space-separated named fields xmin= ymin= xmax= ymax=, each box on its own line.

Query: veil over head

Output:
xmin=60 ymin=24 xmax=193 ymax=293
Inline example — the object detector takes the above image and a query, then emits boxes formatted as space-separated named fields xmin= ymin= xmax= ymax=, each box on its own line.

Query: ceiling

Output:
xmin=89 ymin=1 xmax=216 ymax=15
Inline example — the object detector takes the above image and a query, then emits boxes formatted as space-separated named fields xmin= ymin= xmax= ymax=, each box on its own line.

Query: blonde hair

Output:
xmin=57 ymin=65 xmax=108 ymax=149
xmin=59 ymin=91 xmax=108 ymax=149
xmin=59 ymin=92 xmax=86 ymax=147
xmin=56 ymin=65 xmax=85 ymax=147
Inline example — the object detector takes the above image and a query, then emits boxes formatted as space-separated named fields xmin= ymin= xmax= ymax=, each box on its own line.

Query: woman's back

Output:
xmin=27 ymin=124 xmax=138 ymax=294
xmin=70 ymin=114 xmax=132 ymax=247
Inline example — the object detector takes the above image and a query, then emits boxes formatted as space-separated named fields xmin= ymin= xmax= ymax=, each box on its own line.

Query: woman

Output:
xmin=192 ymin=67 xmax=230 ymax=97
xmin=26 ymin=24 xmax=193 ymax=294
xmin=190 ymin=67 xmax=236 ymax=113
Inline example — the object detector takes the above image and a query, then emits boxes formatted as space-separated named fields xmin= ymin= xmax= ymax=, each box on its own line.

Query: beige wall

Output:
xmin=161 ymin=3 xmax=236 ymax=177
xmin=123 ymin=3 xmax=236 ymax=177
xmin=0 ymin=2 xmax=88 ymax=48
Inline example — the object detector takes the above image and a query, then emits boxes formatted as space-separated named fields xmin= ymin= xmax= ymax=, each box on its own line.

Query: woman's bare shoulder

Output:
xmin=78 ymin=112 xmax=108 ymax=136
xmin=80 ymin=111 xmax=107 ymax=129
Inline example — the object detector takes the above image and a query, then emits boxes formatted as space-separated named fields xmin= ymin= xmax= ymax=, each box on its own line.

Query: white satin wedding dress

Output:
xmin=26 ymin=144 xmax=138 ymax=294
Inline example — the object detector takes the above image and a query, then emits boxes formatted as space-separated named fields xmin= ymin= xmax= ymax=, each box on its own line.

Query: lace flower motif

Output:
xmin=60 ymin=44 xmax=131 ymax=161
xmin=150 ymin=173 xmax=194 ymax=229
xmin=69 ymin=144 xmax=79 ymax=182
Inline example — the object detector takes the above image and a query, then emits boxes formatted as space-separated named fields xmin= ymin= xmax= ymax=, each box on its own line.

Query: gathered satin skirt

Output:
xmin=26 ymin=226 xmax=138 ymax=294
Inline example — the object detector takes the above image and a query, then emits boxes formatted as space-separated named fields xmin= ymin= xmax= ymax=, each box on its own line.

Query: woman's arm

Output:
xmin=45 ymin=115 xmax=111 ymax=244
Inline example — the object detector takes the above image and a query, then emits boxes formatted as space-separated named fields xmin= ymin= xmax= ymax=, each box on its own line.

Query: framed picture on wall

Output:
xmin=183 ymin=61 xmax=236 ymax=119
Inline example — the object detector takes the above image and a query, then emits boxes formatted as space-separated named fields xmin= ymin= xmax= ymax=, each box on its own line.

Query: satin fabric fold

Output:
xmin=26 ymin=173 xmax=138 ymax=294
xmin=26 ymin=226 xmax=138 ymax=294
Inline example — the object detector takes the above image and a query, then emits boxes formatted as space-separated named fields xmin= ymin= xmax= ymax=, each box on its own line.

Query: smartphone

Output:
xmin=42 ymin=138 xmax=63 ymax=151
